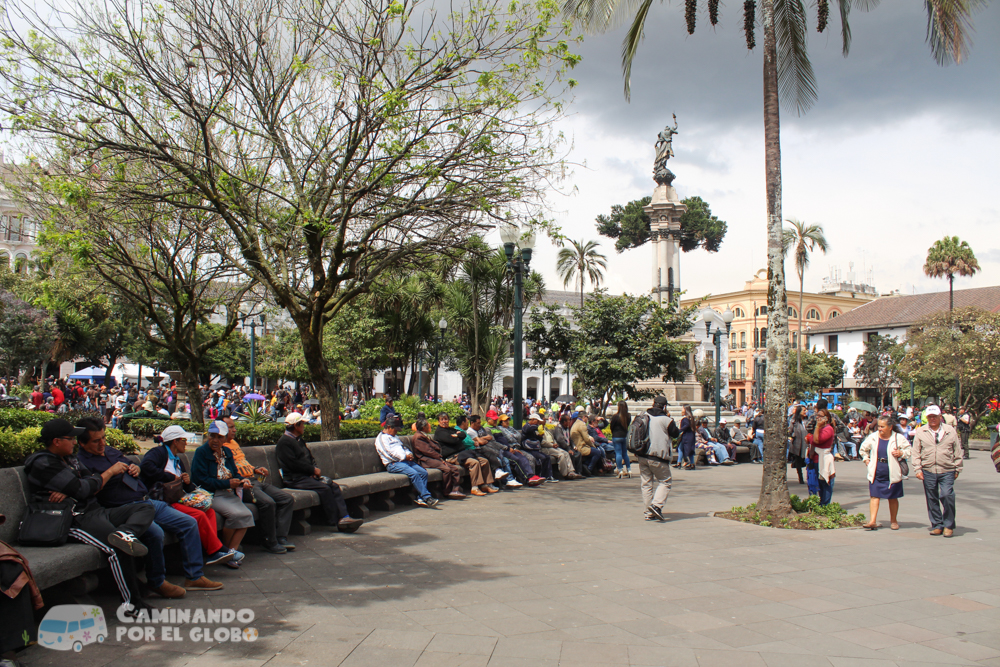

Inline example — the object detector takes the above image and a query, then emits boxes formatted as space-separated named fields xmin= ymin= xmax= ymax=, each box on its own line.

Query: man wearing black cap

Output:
xmin=637 ymin=396 xmax=675 ymax=521
xmin=23 ymin=418 xmax=155 ymax=612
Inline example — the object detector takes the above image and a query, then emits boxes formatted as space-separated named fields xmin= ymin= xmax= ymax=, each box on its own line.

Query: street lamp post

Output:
xmin=434 ymin=318 xmax=447 ymax=403
xmin=242 ymin=314 xmax=265 ymax=390
xmin=704 ymin=308 xmax=735 ymax=425
xmin=500 ymin=223 xmax=535 ymax=429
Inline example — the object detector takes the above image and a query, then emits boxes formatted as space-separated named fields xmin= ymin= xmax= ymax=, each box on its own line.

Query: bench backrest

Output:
xmin=0 ymin=466 xmax=29 ymax=544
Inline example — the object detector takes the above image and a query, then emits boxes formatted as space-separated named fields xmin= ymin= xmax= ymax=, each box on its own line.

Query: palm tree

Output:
xmin=782 ymin=219 xmax=828 ymax=374
xmin=560 ymin=0 xmax=979 ymax=515
xmin=556 ymin=239 xmax=608 ymax=308
xmin=923 ymin=236 xmax=981 ymax=311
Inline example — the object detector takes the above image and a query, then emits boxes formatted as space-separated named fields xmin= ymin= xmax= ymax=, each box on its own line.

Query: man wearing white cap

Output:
xmin=910 ymin=405 xmax=963 ymax=537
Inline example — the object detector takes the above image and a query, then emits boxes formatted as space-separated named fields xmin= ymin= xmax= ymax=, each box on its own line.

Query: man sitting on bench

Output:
xmin=24 ymin=418 xmax=155 ymax=615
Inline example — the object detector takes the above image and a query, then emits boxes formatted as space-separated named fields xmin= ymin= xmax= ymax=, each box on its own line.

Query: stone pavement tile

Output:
xmin=876 ymin=642 xmax=979 ymax=665
xmin=614 ymin=617 xmax=692 ymax=639
xmin=924 ymin=596 xmax=995 ymax=612
xmin=827 ymin=657 xmax=899 ymax=667
xmin=560 ymin=640 xmax=631 ymax=664
xmin=627 ymin=644 xmax=699 ymax=666
xmin=695 ymin=626 xmax=773 ymax=649
xmin=831 ymin=629 xmax=911 ymax=650
xmin=909 ymin=611 xmax=999 ymax=635
xmin=490 ymin=636 xmax=563 ymax=660
xmin=853 ymin=603 xmax=934 ymax=624
xmin=920 ymin=637 xmax=1000 ymax=662
xmin=420 ymin=621 xmax=502 ymax=638
xmin=745 ymin=587 xmax=807 ymax=602
xmin=786 ymin=613 xmax=856 ymax=634
xmin=661 ymin=612 xmax=734 ymax=633
xmin=787 ymin=635 xmax=890 ymax=660
xmin=738 ymin=602 xmax=811 ymax=620
xmin=962 ymin=631 xmax=1000 ymax=652
xmin=822 ymin=609 xmax=895 ymax=631
xmin=741 ymin=640 xmax=821 ymax=655
xmin=458 ymin=601 xmax=527 ymax=622
xmin=356 ymin=627 xmax=434 ymax=651
xmin=651 ymin=632 xmax=735 ymax=651
xmin=338 ymin=646 xmax=423 ymax=667
xmin=678 ymin=593 xmax=769 ymax=614
xmin=742 ymin=619 xmax=822 ymax=643
xmin=871 ymin=622 xmax=946 ymax=643
xmin=690 ymin=648 xmax=767 ymax=666
xmin=760 ymin=652 xmax=834 ymax=667
xmin=956 ymin=591 xmax=1000 ymax=607
xmin=425 ymin=633 xmax=498 ymax=656
xmin=257 ymin=636 xmax=361 ymax=666
xmin=785 ymin=597 xmax=851 ymax=614
xmin=342 ymin=610 xmax=426 ymax=630
xmin=488 ymin=657 xmax=559 ymax=667
xmin=404 ymin=606 xmax=475 ymax=627
xmin=565 ymin=624 xmax=658 ymax=647
xmin=478 ymin=614 xmax=556 ymax=637
xmin=412 ymin=651 xmax=491 ymax=667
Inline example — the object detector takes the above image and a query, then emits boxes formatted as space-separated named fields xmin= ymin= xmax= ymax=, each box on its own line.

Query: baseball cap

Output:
xmin=652 ymin=396 xmax=668 ymax=407
xmin=925 ymin=405 xmax=942 ymax=416
xmin=486 ymin=409 xmax=499 ymax=420
xmin=528 ymin=412 xmax=542 ymax=421
xmin=160 ymin=424 xmax=190 ymax=442
xmin=498 ymin=414 xmax=510 ymax=422
xmin=719 ymin=418 xmax=727 ymax=424
xmin=284 ymin=412 xmax=306 ymax=426
xmin=207 ymin=420 xmax=229 ymax=435
xmin=40 ymin=418 xmax=85 ymax=442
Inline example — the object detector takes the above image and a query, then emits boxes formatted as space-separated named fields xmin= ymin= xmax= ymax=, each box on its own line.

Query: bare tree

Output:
xmin=0 ymin=0 xmax=576 ymax=438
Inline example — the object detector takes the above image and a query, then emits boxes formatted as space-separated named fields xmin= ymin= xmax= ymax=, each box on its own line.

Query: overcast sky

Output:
xmin=520 ymin=1 xmax=1000 ymax=303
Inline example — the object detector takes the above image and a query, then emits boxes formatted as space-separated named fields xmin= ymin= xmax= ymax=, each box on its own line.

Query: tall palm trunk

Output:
xmin=949 ymin=273 xmax=954 ymax=311
xmin=758 ymin=0 xmax=791 ymax=515
xmin=798 ymin=270 xmax=804 ymax=373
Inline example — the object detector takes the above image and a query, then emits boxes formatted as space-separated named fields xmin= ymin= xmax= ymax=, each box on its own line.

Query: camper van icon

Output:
xmin=38 ymin=605 xmax=107 ymax=652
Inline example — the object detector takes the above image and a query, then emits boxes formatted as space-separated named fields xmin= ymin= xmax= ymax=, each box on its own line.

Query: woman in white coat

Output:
xmin=859 ymin=415 xmax=911 ymax=531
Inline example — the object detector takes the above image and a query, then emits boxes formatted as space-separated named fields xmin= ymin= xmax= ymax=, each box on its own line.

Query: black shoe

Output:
xmin=277 ymin=537 xmax=296 ymax=551
xmin=337 ymin=517 xmax=364 ymax=533
xmin=647 ymin=506 xmax=665 ymax=522
xmin=109 ymin=531 xmax=148 ymax=558
xmin=263 ymin=542 xmax=288 ymax=554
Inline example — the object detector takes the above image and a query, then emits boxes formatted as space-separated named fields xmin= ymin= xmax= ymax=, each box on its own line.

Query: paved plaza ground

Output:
xmin=18 ymin=451 xmax=1000 ymax=667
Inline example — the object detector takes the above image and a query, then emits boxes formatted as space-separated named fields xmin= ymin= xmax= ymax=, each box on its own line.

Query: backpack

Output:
xmin=626 ymin=413 xmax=651 ymax=456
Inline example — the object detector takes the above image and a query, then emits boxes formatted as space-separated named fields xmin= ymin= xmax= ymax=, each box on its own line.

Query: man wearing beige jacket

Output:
xmin=911 ymin=405 xmax=963 ymax=537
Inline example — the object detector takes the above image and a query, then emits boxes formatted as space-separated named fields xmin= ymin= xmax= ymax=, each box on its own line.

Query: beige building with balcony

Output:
xmin=0 ymin=157 xmax=38 ymax=273
xmin=681 ymin=269 xmax=877 ymax=406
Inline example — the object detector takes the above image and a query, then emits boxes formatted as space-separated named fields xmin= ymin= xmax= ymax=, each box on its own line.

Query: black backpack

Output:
xmin=626 ymin=414 xmax=651 ymax=456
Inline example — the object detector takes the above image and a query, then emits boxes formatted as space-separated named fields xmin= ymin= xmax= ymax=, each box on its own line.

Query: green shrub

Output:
xmin=359 ymin=396 xmax=466 ymax=425
xmin=337 ymin=420 xmax=383 ymax=440
xmin=0 ymin=426 xmax=137 ymax=467
xmin=126 ymin=416 xmax=384 ymax=446
xmin=126 ymin=419 xmax=204 ymax=438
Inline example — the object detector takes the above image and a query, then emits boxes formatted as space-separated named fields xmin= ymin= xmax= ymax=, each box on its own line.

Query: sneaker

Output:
xmin=527 ymin=475 xmax=545 ymax=486
xmin=506 ymin=479 xmax=523 ymax=488
xmin=568 ymin=472 xmax=585 ymax=480
xmin=494 ymin=469 xmax=509 ymax=480
xmin=225 ymin=558 xmax=241 ymax=569
xmin=425 ymin=497 xmax=440 ymax=507
xmin=644 ymin=514 xmax=658 ymax=521
xmin=546 ymin=476 xmax=559 ymax=483
xmin=277 ymin=537 xmax=296 ymax=551
xmin=415 ymin=497 xmax=440 ymax=508
xmin=230 ymin=549 xmax=246 ymax=563
xmin=648 ymin=506 xmax=665 ymax=522
xmin=108 ymin=530 xmax=148 ymax=558
xmin=183 ymin=576 xmax=224 ymax=591
xmin=205 ymin=549 xmax=235 ymax=565
xmin=722 ymin=460 xmax=735 ymax=466
xmin=150 ymin=581 xmax=186 ymax=599
xmin=338 ymin=517 xmax=364 ymax=533
xmin=263 ymin=542 xmax=288 ymax=554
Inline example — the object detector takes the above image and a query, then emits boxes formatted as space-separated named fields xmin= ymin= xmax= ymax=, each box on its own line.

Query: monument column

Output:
xmin=650 ymin=231 xmax=660 ymax=298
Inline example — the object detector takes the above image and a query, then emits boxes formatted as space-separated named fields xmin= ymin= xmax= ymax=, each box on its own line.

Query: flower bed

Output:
xmin=716 ymin=495 xmax=866 ymax=530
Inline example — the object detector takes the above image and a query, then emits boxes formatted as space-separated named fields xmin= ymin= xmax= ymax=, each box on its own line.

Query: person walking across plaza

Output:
xmin=860 ymin=415 xmax=910 ymax=531
xmin=911 ymin=405 xmax=963 ymax=537
xmin=956 ymin=408 xmax=972 ymax=459
xmin=637 ymin=396 xmax=674 ymax=522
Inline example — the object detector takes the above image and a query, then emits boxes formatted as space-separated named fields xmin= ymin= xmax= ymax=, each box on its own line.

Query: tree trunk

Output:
xmin=297 ymin=324 xmax=340 ymax=441
xmin=798 ymin=271 xmax=804 ymax=373
xmin=757 ymin=0 xmax=791 ymax=516
xmin=176 ymin=361 xmax=204 ymax=425
xmin=949 ymin=273 xmax=954 ymax=311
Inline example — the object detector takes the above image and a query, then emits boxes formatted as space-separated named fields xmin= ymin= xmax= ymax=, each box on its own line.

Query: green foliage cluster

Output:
xmin=359 ymin=396 xmax=466 ymax=426
xmin=595 ymin=196 xmax=727 ymax=254
xmin=0 ymin=425 xmax=137 ymax=468
xmin=788 ymin=351 xmax=845 ymax=400
xmin=854 ymin=335 xmax=905 ymax=406
xmin=125 ymin=417 xmax=384 ymax=446
xmin=727 ymin=496 xmax=865 ymax=530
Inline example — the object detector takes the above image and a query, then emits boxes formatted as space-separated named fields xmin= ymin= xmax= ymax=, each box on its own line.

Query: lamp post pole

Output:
xmin=500 ymin=224 xmax=535 ymax=430
xmin=435 ymin=319 xmax=447 ymax=403
xmin=417 ymin=346 xmax=423 ymax=399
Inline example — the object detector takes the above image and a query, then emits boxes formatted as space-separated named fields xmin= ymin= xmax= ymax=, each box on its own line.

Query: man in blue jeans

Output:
xmin=75 ymin=417 xmax=224 ymax=597
xmin=911 ymin=405 xmax=963 ymax=537
xmin=375 ymin=415 xmax=440 ymax=508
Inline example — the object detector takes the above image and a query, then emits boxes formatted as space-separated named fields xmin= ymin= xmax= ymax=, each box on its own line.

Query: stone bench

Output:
xmin=0 ymin=435 xmax=449 ymax=593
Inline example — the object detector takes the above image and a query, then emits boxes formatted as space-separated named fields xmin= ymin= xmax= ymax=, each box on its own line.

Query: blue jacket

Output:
xmin=379 ymin=404 xmax=397 ymax=424
xmin=190 ymin=442 xmax=242 ymax=491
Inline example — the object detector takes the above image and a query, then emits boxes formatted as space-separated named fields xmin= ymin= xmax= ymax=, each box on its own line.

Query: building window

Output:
xmin=730 ymin=332 xmax=737 ymax=349
xmin=867 ymin=332 xmax=879 ymax=343
xmin=806 ymin=308 xmax=821 ymax=320
xmin=788 ymin=306 xmax=798 ymax=318
xmin=739 ymin=360 xmax=745 ymax=376
xmin=753 ymin=328 xmax=759 ymax=349
xmin=755 ymin=305 xmax=768 ymax=316
xmin=792 ymin=331 xmax=798 ymax=347
xmin=828 ymin=310 xmax=839 ymax=319
xmin=740 ymin=331 xmax=746 ymax=348
xmin=760 ymin=327 xmax=767 ymax=346
xmin=0 ymin=251 xmax=8 ymax=269
xmin=827 ymin=335 xmax=838 ymax=354
xmin=706 ymin=349 xmax=714 ymax=363
xmin=733 ymin=307 xmax=745 ymax=318
xmin=13 ymin=254 xmax=27 ymax=274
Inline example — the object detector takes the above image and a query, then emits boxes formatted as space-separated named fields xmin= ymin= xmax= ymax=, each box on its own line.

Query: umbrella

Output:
xmin=849 ymin=401 xmax=877 ymax=413
xmin=210 ymin=383 xmax=230 ymax=391
xmin=554 ymin=394 xmax=576 ymax=404
xmin=304 ymin=399 xmax=320 ymax=406
xmin=243 ymin=393 xmax=267 ymax=402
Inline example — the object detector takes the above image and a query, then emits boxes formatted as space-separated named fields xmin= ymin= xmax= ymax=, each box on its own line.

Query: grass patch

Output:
xmin=717 ymin=494 xmax=867 ymax=530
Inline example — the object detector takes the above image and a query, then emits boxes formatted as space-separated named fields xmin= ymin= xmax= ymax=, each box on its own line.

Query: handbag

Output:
xmin=893 ymin=435 xmax=909 ymax=476
xmin=18 ymin=499 xmax=74 ymax=547
xmin=150 ymin=478 xmax=185 ymax=505
xmin=177 ymin=487 xmax=213 ymax=510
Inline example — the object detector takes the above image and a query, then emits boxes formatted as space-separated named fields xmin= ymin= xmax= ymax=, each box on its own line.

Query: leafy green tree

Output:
xmin=0 ymin=291 xmax=56 ymax=381
xmin=0 ymin=0 xmax=578 ymax=439
xmin=596 ymin=196 xmax=727 ymax=254
xmin=556 ymin=239 xmax=608 ymax=308
xmin=923 ymin=236 xmax=981 ymax=311
xmin=198 ymin=325 xmax=250 ymax=383
xmin=525 ymin=291 xmax=695 ymax=414
xmin=782 ymin=219 xmax=828 ymax=373
xmin=788 ymin=351 xmax=844 ymax=400
xmin=853 ymin=335 xmax=904 ymax=408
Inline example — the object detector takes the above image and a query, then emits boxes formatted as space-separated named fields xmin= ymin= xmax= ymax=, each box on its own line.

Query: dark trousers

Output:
xmin=474 ymin=447 xmax=503 ymax=474
xmin=420 ymin=458 xmax=462 ymax=494
xmin=522 ymin=449 xmax=552 ymax=478
xmin=585 ymin=447 xmax=606 ymax=473
xmin=568 ymin=449 xmax=584 ymax=475
xmin=247 ymin=482 xmax=294 ymax=544
xmin=72 ymin=503 xmax=155 ymax=605
xmin=922 ymin=471 xmax=957 ymax=530
xmin=285 ymin=476 xmax=349 ymax=525
xmin=504 ymin=449 xmax=533 ymax=483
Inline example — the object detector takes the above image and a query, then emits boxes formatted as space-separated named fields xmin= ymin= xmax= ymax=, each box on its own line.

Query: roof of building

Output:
xmin=806 ymin=285 xmax=1000 ymax=334
xmin=534 ymin=289 xmax=593 ymax=308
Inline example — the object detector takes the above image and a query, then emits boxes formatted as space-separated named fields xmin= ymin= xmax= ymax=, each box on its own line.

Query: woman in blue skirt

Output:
xmin=859 ymin=415 xmax=911 ymax=531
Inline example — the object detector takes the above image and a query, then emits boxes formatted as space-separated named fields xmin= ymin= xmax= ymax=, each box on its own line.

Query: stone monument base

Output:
xmin=635 ymin=377 xmax=703 ymax=404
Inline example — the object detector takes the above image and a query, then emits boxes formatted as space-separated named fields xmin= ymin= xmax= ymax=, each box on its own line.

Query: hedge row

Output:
xmin=125 ymin=418 xmax=384 ymax=447
xmin=0 ymin=426 xmax=138 ymax=468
